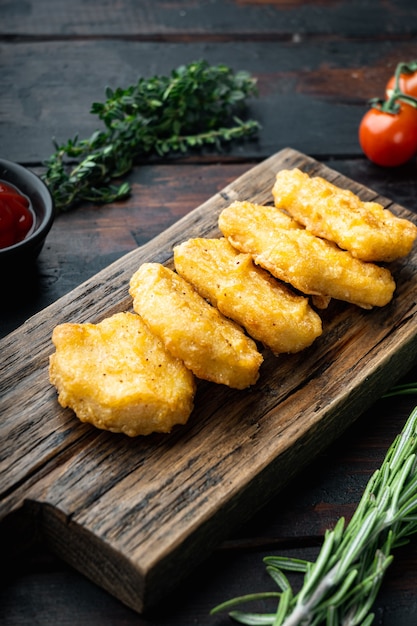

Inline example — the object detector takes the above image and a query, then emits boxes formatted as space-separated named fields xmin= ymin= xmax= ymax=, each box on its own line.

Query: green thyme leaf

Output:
xmin=42 ymin=60 xmax=260 ymax=212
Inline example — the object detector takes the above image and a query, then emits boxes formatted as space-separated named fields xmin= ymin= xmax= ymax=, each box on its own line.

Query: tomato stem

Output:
xmin=395 ymin=60 xmax=417 ymax=77
xmin=370 ymin=60 xmax=417 ymax=115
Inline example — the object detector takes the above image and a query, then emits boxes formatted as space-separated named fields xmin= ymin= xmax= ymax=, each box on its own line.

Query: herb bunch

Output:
xmin=42 ymin=60 xmax=260 ymax=212
xmin=211 ymin=383 xmax=417 ymax=625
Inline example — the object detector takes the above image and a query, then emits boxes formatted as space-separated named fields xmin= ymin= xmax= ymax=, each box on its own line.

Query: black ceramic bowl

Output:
xmin=0 ymin=158 xmax=54 ymax=270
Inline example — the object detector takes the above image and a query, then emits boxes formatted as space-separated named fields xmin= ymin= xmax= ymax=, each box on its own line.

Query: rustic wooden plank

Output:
xmin=3 ymin=156 xmax=417 ymax=340
xmin=1 ymin=162 xmax=250 ymax=338
xmin=1 ymin=148 xmax=417 ymax=613
xmin=2 ymin=362 xmax=417 ymax=626
xmin=3 ymin=392 xmax=417 ymax=626
xmin=233 ymin=383 xmax=417 ymax=542
xmin=3 ymin=157 xmax=417 ymax=339
xmin=2 ymin=38 xmax=417 ymax=163
xmin=2 ymin=0 xmax=417 ymax=38
xmin=0 ymin=386 xmax=417 ymax=626
xmin=4 ymin=541 xmax=417 ymax=626
xmin=3 ymin=548 xmax=417 ymax=626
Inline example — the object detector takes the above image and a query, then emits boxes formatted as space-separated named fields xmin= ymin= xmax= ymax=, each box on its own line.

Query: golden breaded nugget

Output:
xmin=129 ymin=263 xmax=262 ymax=389
xmin=49 ymin=312 xmax=195 ymax=436
xmin=272 ymin=168 xmax=417 ymax=262
xmin=174 ymin=237 xmax=322 ymax=354
xmin=219 ymin=201 xmax=396 ymax=309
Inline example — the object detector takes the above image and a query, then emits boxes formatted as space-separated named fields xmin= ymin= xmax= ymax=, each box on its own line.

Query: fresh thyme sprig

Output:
xmin=211 ymin=384 xmax=417 ymax=625
xmin=42 ymin=60 xmax=260 ymax=212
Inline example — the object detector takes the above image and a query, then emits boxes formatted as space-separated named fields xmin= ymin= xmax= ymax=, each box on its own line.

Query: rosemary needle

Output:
xmin=42 ymin=60 xmax=260 ymax=212
xmin=211 ymin=385 xmax=417 ymax=625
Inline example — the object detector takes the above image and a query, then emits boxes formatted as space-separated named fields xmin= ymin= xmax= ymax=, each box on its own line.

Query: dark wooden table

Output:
xmin=2 ymin=1 xmax=417 ymax=624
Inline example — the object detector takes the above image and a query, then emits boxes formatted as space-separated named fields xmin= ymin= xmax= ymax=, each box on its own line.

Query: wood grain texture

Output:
xmin=3 ymin=158 xmax=417 ymax=340
xmin=4 ymin=36 xmax=417 ymax=163
xmin=3 ymin=387 xmax=417 ymax=626
xmin=1 ymin=148 xmax=417 ymax=613
xmin=0 ymin=163 xmax=250 ymax=338
xmin=2 ymin=0 xmax=416 ymax=37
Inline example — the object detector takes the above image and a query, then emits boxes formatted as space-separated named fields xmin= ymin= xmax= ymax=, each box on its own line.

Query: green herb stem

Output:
xmin=211 ymin=386 xmax=417 ymax=625
xmin=42 ymin=61 xmax=260 ymax=212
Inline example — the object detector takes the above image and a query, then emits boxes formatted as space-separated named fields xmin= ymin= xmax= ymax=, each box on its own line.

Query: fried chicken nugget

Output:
xmin=49 ymin=312 xmax=196 ymax=436
xmin=272 ymin=168 xmax=417 ymax=262
xmin=129 ymin=263 xmax=262 ymax=389
xmin=173 ymin=237 xmax=322 ymax=354
xmin=219 ymin=201 xmax=396 ymax=309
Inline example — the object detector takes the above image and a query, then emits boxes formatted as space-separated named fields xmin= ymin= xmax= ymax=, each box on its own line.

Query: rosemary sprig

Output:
xmin=211 ymin=384 xmax=417 ymax=625
xmin=383 ymin=382 xmax=417 ymax=398
xmin=42 ymin=60 xmax=260 ymax=212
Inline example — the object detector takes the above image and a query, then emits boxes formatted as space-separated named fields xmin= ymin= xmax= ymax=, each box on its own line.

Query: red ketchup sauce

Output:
xmin=0 ymin=181 xmax=35 ymax=249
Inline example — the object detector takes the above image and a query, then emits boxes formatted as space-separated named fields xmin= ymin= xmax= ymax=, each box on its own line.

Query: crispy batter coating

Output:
xmin=49 ymin=312 xmax=196 ymax=436
xmin=272 ymin=168 xmax=417 ymax=262
xmin=174 ymin=237 xmax=322 ymax=354
xmin=219 ymin=201 xmax=396 ymax=309
xmin=129 ymin=263 xmax=263 ymax=389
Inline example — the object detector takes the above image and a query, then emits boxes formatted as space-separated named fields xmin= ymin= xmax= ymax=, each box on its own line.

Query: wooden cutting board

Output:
xmin=2 ymin=148 xmax=417 ymax=613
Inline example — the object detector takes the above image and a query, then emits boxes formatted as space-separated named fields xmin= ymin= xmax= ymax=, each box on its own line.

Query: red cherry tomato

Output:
xmin=386 ymin=71 xmax=417 ymax=98
xmin=359 ymin=101 xmax=417 ymax=167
